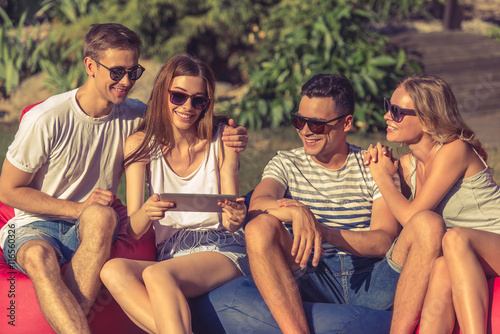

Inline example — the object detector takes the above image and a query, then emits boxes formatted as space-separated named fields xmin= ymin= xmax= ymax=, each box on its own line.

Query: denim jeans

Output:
xmin=297 ymin=251 xmax=401 ymax=310
xmin=190 ymin=275 xmax=393 ymax=334
xmin=4 ymin=214 xmax=119 ymax=275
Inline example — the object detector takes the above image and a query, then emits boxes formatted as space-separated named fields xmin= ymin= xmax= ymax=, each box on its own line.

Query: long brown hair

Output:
xmin=124 ymin=53 xmax=225 ymax=169
xmin=398 ymin=74 xmax=487 ymax=161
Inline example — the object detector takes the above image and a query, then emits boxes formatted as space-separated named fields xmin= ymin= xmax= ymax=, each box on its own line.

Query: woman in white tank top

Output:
xmin=100 ymin=54 xmax=248 ymax=334
xmin=365 ymin=74 xmax=500 ymax=333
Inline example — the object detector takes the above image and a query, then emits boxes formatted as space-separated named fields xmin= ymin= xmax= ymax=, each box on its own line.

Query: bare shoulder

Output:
xmin=125 ymin=131 xmax=149 ymax=164
xmin=125 ymin=131 xmax=146 ymax=151
xmin=435 ymin=140 xmax=471 ymax=163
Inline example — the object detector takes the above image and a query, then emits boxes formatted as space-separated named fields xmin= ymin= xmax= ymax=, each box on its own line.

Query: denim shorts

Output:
xmin=157 ymin=228 xmax=250 ymax=276
xmin=3 ymin=213 xmax=119 ymax=275
xmin=295 ymin=241 xmax=402 ymax=311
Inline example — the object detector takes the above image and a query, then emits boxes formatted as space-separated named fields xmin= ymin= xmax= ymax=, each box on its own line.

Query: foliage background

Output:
xmin=0 ymin=0 xmax=447 ymax=131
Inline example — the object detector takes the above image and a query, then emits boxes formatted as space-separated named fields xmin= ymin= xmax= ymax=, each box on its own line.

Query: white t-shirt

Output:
xmin=0 ymin=89 xmax=146 ymax=248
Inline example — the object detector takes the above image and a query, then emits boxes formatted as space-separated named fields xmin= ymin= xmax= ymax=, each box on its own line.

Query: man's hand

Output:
xmin=78 ymin=188 xmax=116 ymax=217
xmin=222 ymin=119 xmax=249 ymax=153
xmin=271 ymin=204 xmax=323 ymax=268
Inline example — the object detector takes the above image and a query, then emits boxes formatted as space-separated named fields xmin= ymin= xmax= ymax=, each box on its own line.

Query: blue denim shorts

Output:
xmin=3 ymin=213 xmax=119 ymax=275
xmin=295 ymin=241 xmax=401 ymax=311
xmin=157 ymin=228 xmax=250 ymax=276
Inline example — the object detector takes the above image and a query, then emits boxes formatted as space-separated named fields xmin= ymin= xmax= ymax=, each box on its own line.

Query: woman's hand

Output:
xmin=363 ymin=142 xmax=393 ymax=165
xmin=142 ymin=193 xmax=176 ymax=221
xmin=368 ymin=143 xmax=399 ymax=182
xmin=220 ymin=197 xmax=247 ymax=232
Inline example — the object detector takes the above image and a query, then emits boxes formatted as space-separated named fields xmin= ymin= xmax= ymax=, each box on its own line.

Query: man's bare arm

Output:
xmin=0 ymin=159 xmax=114 ymax=220
xmin=320 ymin=197 xmax=400 ymax=257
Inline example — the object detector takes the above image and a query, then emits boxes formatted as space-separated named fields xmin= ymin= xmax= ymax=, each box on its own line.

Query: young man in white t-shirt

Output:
xmin=0 ymin=23 xmax=248 ymax=333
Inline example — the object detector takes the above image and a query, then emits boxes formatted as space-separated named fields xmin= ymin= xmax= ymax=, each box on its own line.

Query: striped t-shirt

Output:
xmin=262 ymin=143 xmax=400 ymax=255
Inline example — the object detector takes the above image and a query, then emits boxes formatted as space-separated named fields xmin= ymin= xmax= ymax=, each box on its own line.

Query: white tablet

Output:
xmin=158 ymin=193 xmax=236 ymax=212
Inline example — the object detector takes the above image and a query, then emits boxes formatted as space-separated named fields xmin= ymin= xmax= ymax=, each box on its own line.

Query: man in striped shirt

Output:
xmin=246 ymin=74 xmax=402 ymax=333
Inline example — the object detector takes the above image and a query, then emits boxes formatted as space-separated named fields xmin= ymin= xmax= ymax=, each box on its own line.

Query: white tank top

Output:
xmin=147 ymin=127 xmax=223 ymax=246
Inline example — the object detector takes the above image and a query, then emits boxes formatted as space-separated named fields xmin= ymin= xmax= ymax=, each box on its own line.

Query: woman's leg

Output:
xmin=419 ymin=256 xmax=456 ymax=333
xmin=100 ymin=258 xmax=158 ymax=333
xmin=443 ymin=227 xmax=500 ymax=334
xmin=142 ymin=251 xmax=241 ymax=334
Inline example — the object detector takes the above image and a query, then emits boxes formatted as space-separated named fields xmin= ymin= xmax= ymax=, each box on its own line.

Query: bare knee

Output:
xmin=79 ymin=204 xmax=116 ymax=241
xmin=17 ymin=241 xmax=59 ymax=278
xmin=405 ymin=210 xmax=446 ymax=250
xmin=429 ymin=256 xmax=448 ymax=281
xmin=442 ymin=227 xmax=471 ymax=257
xmin=392 ymin=211 xmax=446 ymax=266
xmin=101 ymin=258 xmax=134 ymax=292
xmin=245 ymin=214 xmax=283 ymax=252
xmin=100 ymin=258 xmax=126 ymax=285
xmin=142 ymin=263 xmax=176 ymax=290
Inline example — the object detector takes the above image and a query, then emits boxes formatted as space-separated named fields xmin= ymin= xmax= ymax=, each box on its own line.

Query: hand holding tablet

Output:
xmin=158 ymin=193 xmax=237 ymax=212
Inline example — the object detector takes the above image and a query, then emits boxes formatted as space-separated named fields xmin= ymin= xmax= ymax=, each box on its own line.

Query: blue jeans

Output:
xmin=296 ymin=250 xmax=401 ymax=310
xmin=190 ymin=276 xmax=393 ymax=334
xmin=4 ymin=215 xmax=119 ymax=275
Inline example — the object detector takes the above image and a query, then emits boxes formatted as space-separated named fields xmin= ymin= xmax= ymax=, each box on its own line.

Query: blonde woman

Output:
xmin=365 ymin=74 xmax=500 ymax=333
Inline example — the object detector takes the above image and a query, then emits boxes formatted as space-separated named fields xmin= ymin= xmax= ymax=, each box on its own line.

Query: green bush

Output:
xmin=0 ymin=8 xmax=43 ymax=96
xmin=2 ymin=0 xmax=428 ymax=126
xmin=228 ymin=0 xmax=421 ymax=131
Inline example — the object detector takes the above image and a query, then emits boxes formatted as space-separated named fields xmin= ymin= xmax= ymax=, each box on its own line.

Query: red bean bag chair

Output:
xmin=0 ymin=103 xmax=156 ymax=333
xmin=0 ymin=199 xmax=156 ymax=334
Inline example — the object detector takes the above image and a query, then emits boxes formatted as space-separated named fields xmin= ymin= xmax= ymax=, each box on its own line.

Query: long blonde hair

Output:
xmin=398 ymin=74 xmax=487 ymax=161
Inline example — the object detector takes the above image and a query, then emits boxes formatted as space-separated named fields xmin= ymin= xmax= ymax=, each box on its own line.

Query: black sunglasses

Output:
xmin=384 ymin=98 xmax=416 ymax=123
xmin=94 ymin=59 xmax=145 ymax=81
xmin=168 ymin=90 xmax=210 ymax=110
xmin=291 ymin=112 xmax=346 ymax=134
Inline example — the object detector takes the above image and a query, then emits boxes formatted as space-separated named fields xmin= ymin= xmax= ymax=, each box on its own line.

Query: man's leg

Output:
xmin=245 ymin=214 xmax=309 ymax=334
xmin=17 ymin=239 xmax=91 ymax=334
xmin=63 ymin=204 xmax=117 ymax=314
xmin=389 ymin=210 xmax=446 ymax=333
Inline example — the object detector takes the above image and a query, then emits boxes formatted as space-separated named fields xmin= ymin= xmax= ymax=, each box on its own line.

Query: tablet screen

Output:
xmin=158 ymin=193 xmax=236 ymax=212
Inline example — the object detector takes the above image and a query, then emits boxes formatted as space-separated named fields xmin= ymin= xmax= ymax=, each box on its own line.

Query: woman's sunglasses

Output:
xmin=384 ymin=98 xmax=416 ymax=123
xmin=94 ymin=59 xmax=145 ymax=81
xmin=168 ymin=90 xmax=210 ymax=110
xmin=290 ymin=112 xmax=346 ymax=134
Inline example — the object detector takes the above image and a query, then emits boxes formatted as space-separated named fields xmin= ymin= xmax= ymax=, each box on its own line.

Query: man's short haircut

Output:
xmin=84 ymin=23 xmax=142 ymax=61
xmin=301 ymin=74 xmax=355 ymax=116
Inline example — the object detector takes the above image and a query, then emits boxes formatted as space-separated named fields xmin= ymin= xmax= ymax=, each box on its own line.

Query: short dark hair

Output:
xmin=83 ymin=23 xmax=142 ymax=61
xmin=300 ymin=74 xmax=355 ymax=116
